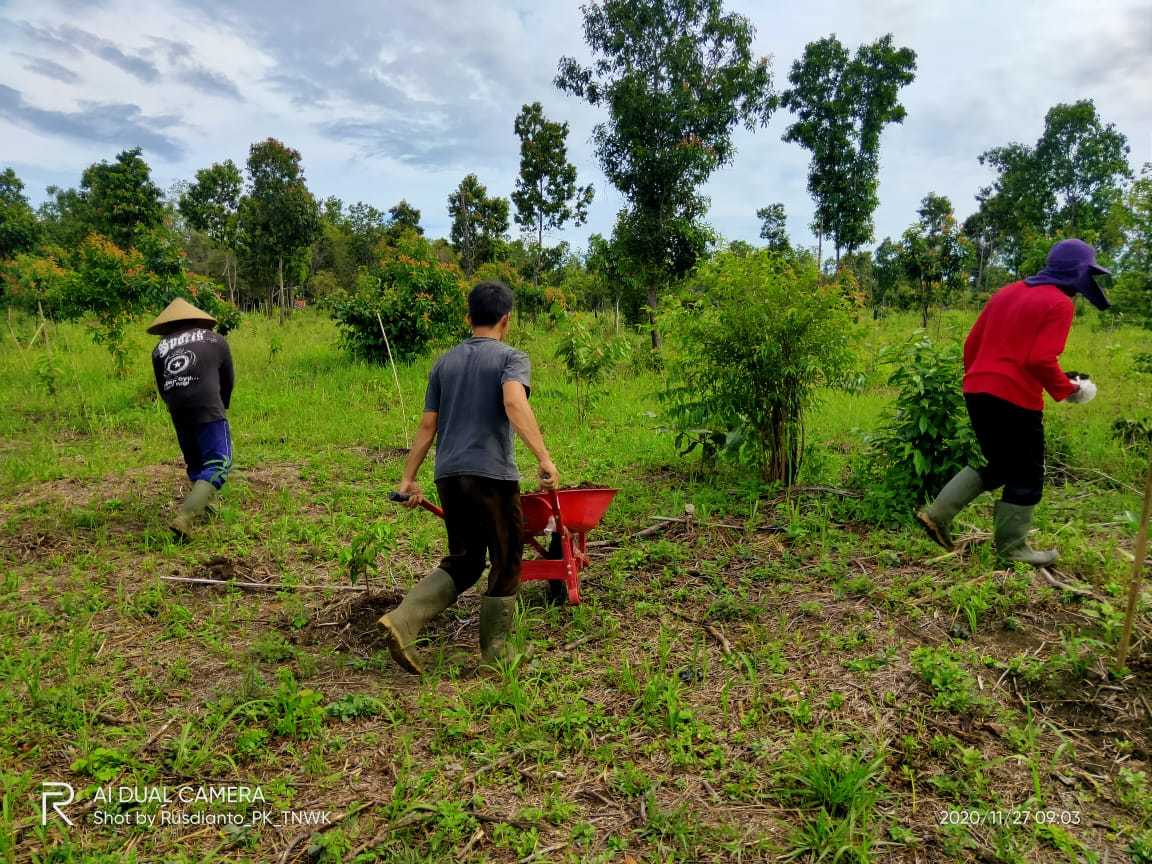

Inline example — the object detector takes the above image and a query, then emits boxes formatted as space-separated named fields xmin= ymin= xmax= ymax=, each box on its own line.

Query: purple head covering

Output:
xmin=1024 ymin=238 xmax=1111 ymax=310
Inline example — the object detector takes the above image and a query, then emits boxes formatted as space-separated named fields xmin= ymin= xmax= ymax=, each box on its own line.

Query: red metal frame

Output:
xmin=410 ymin=488 xmax=615 ymax=605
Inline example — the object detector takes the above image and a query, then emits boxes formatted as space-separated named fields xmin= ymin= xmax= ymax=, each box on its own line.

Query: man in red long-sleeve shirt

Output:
xmin=917 ymin=239 xmax=1109 ymax=564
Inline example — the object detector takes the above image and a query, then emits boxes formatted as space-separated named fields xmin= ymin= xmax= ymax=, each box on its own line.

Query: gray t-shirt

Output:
xmin=424 ymin=337 xmax=532 ymax=482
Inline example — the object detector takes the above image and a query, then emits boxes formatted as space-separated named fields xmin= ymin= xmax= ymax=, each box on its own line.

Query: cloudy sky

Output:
xmin=1 ymin=0 xmax=1149 ymax=252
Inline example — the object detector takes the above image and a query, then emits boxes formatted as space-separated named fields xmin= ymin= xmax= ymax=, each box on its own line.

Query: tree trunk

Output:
xmin=647 ymin=284 xmax=660 ymax=350
xmin=816 ymin=211 xmax=824 ymax=277
xmin=921 ymin=278 xmax=929 ymax=329
xmin=534 ymin=191 xmax=543 ymax=293
xmin=277 ymin=256 xmax=285 ymax=324
xmin=974 ymin=241 xmax=985 ymax=298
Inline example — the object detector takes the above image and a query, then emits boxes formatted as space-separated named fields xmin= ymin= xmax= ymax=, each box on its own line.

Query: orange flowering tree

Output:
xmin=2 ymin=227 xmax=237 ymax=375
xmin=328 ymin=232 xmax=467 ymax=362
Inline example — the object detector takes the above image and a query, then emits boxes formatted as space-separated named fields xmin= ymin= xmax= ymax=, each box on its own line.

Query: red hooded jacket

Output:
xmin=963 ymin=281 xmax=1078 ymax=411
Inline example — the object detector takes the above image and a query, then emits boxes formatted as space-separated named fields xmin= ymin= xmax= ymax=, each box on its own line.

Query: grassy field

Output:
xmin=2 ymin=305 xmax=1151 ymax=863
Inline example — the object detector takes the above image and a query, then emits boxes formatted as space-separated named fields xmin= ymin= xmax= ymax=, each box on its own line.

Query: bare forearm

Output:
xmin=402 ymin=425 xmax=436 ymax=481
xmin=507 ymin=401 xmax=551 ymax=463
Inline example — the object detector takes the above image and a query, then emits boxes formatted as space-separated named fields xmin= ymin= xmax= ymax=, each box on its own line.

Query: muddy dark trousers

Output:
xmin=435 ymin=475 xmax=523 ymax=597
xmin=965 ymin=393 xmax=1057 ymax=564
xmin=965 ymin=393 xmax=1044 ymax=505
xmin=174 ymin=418 xmax=233 ymax=489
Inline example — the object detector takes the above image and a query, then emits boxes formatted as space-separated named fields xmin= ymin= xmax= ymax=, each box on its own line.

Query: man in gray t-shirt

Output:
xmin=424 ymin=336 xmax=532 ymax=481
xmin=379 ymin=281 xmax=558 ymax=675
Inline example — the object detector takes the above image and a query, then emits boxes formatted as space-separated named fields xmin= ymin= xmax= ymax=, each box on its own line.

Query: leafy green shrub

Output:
xmin=855 ymin=334 xmax=980 ymax=522
xmin=1113 ymin=416 xmax=1152 ymax=451
xmin=554 ymin=315 xmax=630 ymax=423
xmin=910 ymin=647 xmax=979 ymax=713
xmin=472 ymin=259 xmax=552 ymax=320
xmin=660 ymin=249 xmax=855 ymax=484
xmin=1 ymin=229 xmax=238 ymax=374
xmin=1129 ymin=830 xmax=1152 ymax=864
xmin=326 ymin=693 xmax=386 ymax=721
xmin=71 ymin=746 xmax=133 ymax=782
xmin=339 ymin=522 xmax=396 ymax=591
xmin=1004 ymin=635 xmax=1109 ymax=690
xmin=328 ymin=232 xmax=466 ymax=362
xmin=270 ymin=669 xmax=326 ymax=739
xmin=1119 ymin=767 xmax=1152 ymax=816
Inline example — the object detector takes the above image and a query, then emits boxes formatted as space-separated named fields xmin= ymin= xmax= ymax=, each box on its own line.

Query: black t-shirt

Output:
xmin=151 ymin=327 xmax=234 ymax=425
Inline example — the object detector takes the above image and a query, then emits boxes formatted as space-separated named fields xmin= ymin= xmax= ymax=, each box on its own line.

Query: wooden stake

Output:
xmin=1117 ymin=456 xmax=1152 ymax=667
xmin=160 ymin=575 xmax=393 ymax=595
xmin=376 ymin=312 xmax=410 ymax=448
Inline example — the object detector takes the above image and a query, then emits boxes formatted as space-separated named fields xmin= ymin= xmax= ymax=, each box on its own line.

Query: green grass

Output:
xmin=1 ymin=305 xmax=1151 ymax=862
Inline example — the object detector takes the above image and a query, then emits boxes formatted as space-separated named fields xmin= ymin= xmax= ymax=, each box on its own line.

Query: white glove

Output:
xmin=1066 ymin=377 xmax=1097 ymax=404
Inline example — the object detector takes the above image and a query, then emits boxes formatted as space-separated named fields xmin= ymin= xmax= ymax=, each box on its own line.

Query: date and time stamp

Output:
xmin=938 ymin=809 xmax=1082 ymax=827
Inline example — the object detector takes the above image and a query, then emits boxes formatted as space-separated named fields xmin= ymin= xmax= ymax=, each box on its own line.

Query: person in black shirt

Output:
xmin=147 ymin=298 xmax=235 ymax=539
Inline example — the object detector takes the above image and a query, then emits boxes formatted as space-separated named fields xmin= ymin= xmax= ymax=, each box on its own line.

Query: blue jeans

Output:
xmin=174 ymin=419 xmax=233 ymax=489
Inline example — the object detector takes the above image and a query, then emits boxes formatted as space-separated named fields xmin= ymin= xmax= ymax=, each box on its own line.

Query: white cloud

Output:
xmin=0 ymin=0 xmax=1147 ymax=250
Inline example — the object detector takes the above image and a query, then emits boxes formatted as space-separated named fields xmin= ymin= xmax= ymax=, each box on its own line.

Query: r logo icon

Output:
xmin=41 ymin=781 xmax=74 ymax=826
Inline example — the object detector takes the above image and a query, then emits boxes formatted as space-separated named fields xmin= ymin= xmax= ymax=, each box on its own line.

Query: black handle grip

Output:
xmin=388 ymin=491 xmax=410 ymax=503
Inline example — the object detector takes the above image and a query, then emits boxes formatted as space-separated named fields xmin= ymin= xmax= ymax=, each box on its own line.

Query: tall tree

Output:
xmin=512 ymin=101 xmax=594 ymax=290
xmin=1114 ymin=163 xmax=1152 ymax=326
xmin=556 ymin=0 xmax=776 ymax=347
xmin=386 ymin=199 xmax=424 ymax=242
xmin=178 ymin=160 xmax=243 ymax=301
xmin=448 ymin=174 xmax=509 ymax=276
xmin=0 ymin=168 xmax=40 ymax=259
xmin=871 ymin=237 xmax=904 ymax=316
xmin=37 ymin=186 xmax=88 ymax=248
xmin=237 ymin=138 xmax=320 ymax=314
xmin=973 ymin=142 xmax=1049 ymax=274
xmin=756 ymin=202 xmax=790 ymax=253
xmin=782 ymin=34 xmax=916 ymax=266
xmin=900 ymin=192 xmax=968 ymax=327
xmin=79 ymin=147 xmax=164 ymax=249
xmin=974 ymin=100 xmax=1131 ymax=275
xmin=1034 ymin=100 xmax=1131 ymax=236
xmin=346 ymin=201 xmax=389 ymax=265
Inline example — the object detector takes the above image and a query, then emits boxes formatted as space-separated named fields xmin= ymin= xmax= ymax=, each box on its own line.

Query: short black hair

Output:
xmin=468 ymin=281 xmax=515 ymax=326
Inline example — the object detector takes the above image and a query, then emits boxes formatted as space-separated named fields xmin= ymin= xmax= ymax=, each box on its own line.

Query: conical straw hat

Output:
xmin=146 ymin=298 xmax=217 ymax=335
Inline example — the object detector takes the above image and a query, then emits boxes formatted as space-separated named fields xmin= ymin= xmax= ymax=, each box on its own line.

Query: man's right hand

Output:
xmin=538 ymin=459 xmax=559 ymax=491
xmin=396 ymin=479 xmax=424 ymax=508
xmin=1066 ymin=379 xmax=1097 ymax=404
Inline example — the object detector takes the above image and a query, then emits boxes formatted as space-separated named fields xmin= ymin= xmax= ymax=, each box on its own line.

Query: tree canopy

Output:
xmin=448 ymin=174 xmax=509 ymax=276
xmin=0 ymin=168 xmax=40 ymax=259
xmin=974 ymin=100 xmax=1131 ymax=273
xmin=237 ymin=138 xmax=321 ymax=311
xmin=556 ymin=0 xmax=777 ymax=344
xmin=79 ymin=147 xmax=165 ymax=250
xmin=513 ymin=101 xmax=594 ymax=287
xmin=781 ymin=34 xmax=917 ymax=265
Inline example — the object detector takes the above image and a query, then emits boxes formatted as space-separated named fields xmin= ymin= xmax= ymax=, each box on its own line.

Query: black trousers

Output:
xmin=435 ymin=475 xmax=523 ymax=597
xmin=965 ymin=393 xmax=1045 ymax=506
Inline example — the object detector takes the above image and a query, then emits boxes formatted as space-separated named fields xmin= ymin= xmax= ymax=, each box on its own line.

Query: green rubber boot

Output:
xmin=169 ymin=480 xmax=217 ymax=540
xmin=916 ymin=467 xmax=984 ymax=550
xmin=994 ymin=502 xmax=1058 ymax=566
xmin=479 ymin=595 xmax=518 ymax=666
xmin=378 ymin=569 xmax=457 ymax=674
